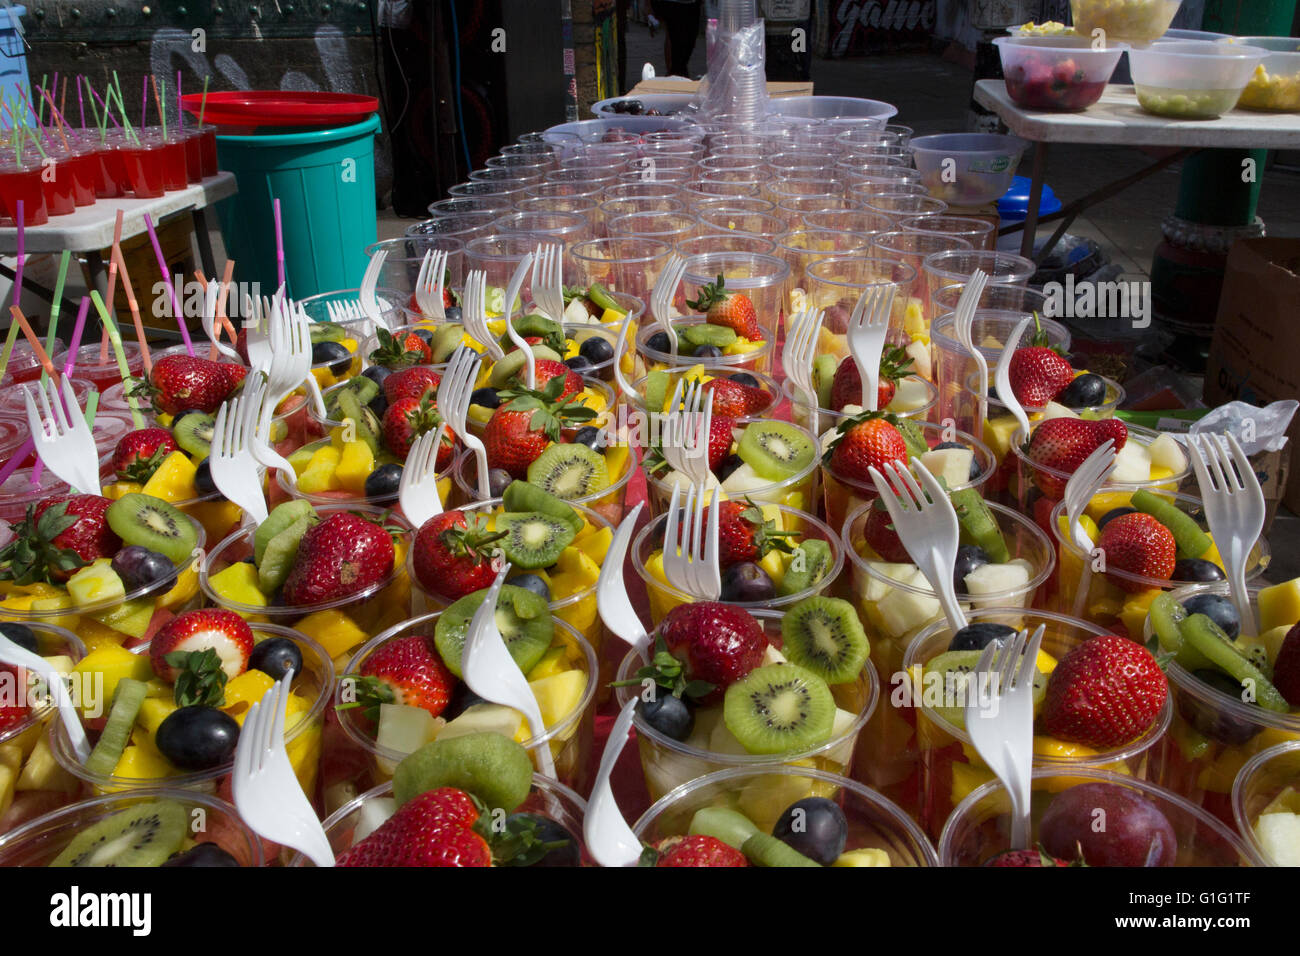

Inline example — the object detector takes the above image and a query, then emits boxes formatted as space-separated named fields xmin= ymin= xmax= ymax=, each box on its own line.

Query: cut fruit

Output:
xmin=67 ymin=561 xmax=126 ymax=607
xmin=777 ymin=538 xmax=832 ymax=597
xmin=430 ymin=324 xmax=467 ymax=363
xmin=392 ymin=731 xmax=533 ymax=812
xmin=254 ymin=500 xmax=316 ymax=566
xmin=433 ymin=585 xmax=553 ymax=678
xmin=722 ymin=663 xmax=836 ymax=755
xmin=488 ymin=345 xmax=563 ymax=388
xmin=502 ymin=480 xmax=582 ymax=534
xmin=1148 ymin=433 xmax=1187 ymax=475
xmin=681 ymin=323 xmax=738 ymax=349
xmin=644 ymin=369 xmax=670 ymax=415
xmin=736 ymin=422 xmax=815 ymax=482
xmin=742 ymin=832 xmax=821 ymax=867
xmin=780 ymin=596 xmax=870 ymax=684
xmin=140 ymin=452 xmax=199 ymax=503
xmin=1132 ymin=489 xmax=1210 ymax=561
xmin=496 ymin=512 xmax=576 ymax=569
xmin=172 ymin=413 xmax=216 ymax=459
xmin=334 ymin=390 xmax=381 ymax=455
xmin=920 ymin=447 xmax=974 ymax=490
xmin=812 ymin=355 xmax=837 ymax=409
xmin=1179 ymin=613 xmax=1289 ymax=713
xmin=1148 ymin=593 xmax=1212 ymax=672
xmin=376 ymin=702 xmax=441 ymax=758
xmin=1258 ymin=578 xmax=1300 ymax=633
xmin=1112 ymin=440 xmax=1151 ymax=483
xmin=257 ymin=515 xmax=316 ymax=594
xmin=49 ymin=800 xmax=188 ymax=867
xmin=950 ymin=489 xmax=1010 ymax=564
xmin=526 ymin=443 xmax=609 ymax=501
xmin=587 ymin=282 xmax=621 ymax=313
xmin=833 ymin=848 xmax=891 ymax=867
xmin=84 ymin=678 xmax=149 ymax=778
xmin=106 ymin=494 xmax=199 ymax=565
xmin=437 ymin=702 xmax=525 ymax=742
xmin=924 ymin=649 xmax=1045 ymax=730
xmin=688 ymin=806 xmax=761 ymax=850
xmin=963 ymin=559 xmax=1033 ymax=602
xmin=893 ymin=419 xmax=929 ymax=458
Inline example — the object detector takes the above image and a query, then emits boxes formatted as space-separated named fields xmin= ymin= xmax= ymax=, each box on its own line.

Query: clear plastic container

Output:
xmin=1233 ymin=740 xmax=1300 ymax=866
xmin=1221 ymin=37 xmax=1300 ymax=112
xmin=569 ymin=236 xmax=674 ymax=304
xmin=679 ymin=251 xmax=790 ymax=345
xmin=909 ymin=133 xmax=1029 ymax=207
xmin=635 ymin=314 xmax=775 ymax=375
xmin=769 ymin=96 xmax=898 ymax=124
xmin=994 ymin=36 xmax=1128 ymax=111
xmin=802 ymin=254 xmax=919 ymax=355
xmin=361 ymin=238 xmax=464 ymax=305
xmin=1070 ymin=0 xmax=1182 ymax=47
xmin=1129 ymin=40 xmax=1266 ymax=119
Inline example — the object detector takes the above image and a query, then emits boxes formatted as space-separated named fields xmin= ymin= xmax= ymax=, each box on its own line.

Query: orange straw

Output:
xmin=110 ymin=246 xmax=152 ymax=375
xmin=99 ymin=209 xmax=127 ymax=362
xmin=9 ymin=306 xmax=59 ymax=381
xmin=218 ymin=259 xmax=237 ymax=340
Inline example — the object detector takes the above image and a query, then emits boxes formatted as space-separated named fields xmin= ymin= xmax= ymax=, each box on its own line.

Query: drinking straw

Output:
xmin=89 ymin=290 xmax=144 ymax=428
xmin=58 ymin=76 xmax=66 ymax=125
xmin=15 ymin=86 xmax=51 ymax=151
xmin=218 ymin=259 xmax=237 ymax=341
xmin=273 ymin=197 xmax=285 ymax=289
xmin=100 ymin=210 xmax=126 ymax=362
xmin=142 ymin=213 xmax=192 ymax=355
xmin=35 ymin=74 xmax=44 ymax=124
xmin=9 ymin=307 xmax=57 ymax=380
xmin=35 ymin=85 xmax=70 ymax=151
xmin=77 ymin=76 xmax=85 ymax=129
xmin=198 ymin=76 xmax=210 ymax=127
xmin=11 ymin=200 xmax=24 ymax=312
xmin=31 ymin=296 xmax=96 ymax=486
xmin=60 ymin=296 xmax=91 ymax=379
xmin=85 ymin=80 xmax=118 ymax=132
xmin=152 ymin=75 xmax=166 ymax=142
xmin=142 ymin=75 xmax=148 ymax=128
xmin=0 ymin=322 xmax=19 ymax=382
xmin=109 ymin=242 xmax=151 ymax=374
xmin=0 ymin=435 xmax=31 ymax=484
xmin=176 ymin=70 xmax=182 ymax=132
xmin=40 ymin=250 xmax=71 ymax=390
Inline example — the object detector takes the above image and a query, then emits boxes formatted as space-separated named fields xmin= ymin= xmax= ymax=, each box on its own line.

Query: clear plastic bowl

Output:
xmin=591 ymin=94 xmax=696 ymax=116
xmin=1232 ymin=740 xmax=1300 ymax=867
xmin=909 ymin=133 xmax=1029 ymax=207
xmin=994 ymin=36 xmax=1129 ymax=111
xmin=768 ymin=96 xmax=898 ymax=124
xmin=1069 ymin=0 xmax=1182 ymax=47
xmin=1129 ymin=40 xmax=1267 ymax=119
xmin=1219 ymin=37 xmax=1300 ymax=112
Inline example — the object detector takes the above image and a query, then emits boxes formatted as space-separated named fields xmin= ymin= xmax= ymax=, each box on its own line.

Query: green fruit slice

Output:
xmin=526 ymin=444 xmax=609 ymax=500
xmin=722 ymin=664 xmax=835 ymax=755
xmin=1178 ymin=613 xmax=1289 ymax=713
xmin=777 ymin=538 xmax=832 ymax=597
xmin=812 ymin=355 xmax=838 ymax=409
xmin=1132 ymin=489 xmax=1211 ymax=561
xmin=737 ymin=421 xmax=815 ymax=482
xmin=587 ymin=282 xmax=621 ymax=313
xmin=84 ymin=678 xmax=148 ymax=778
xmin=431 ymin=324 xmax=467 ymax=363
xmin=496 ymin=512 xmax=576 ymax=570
xmin=254 ymin=500 xmax=316 ymax=566
xmin=894 ymin=419 xmax=929 ymax=458
xmin=49 ymin=800 xmax=188 ymax=867
xmin=258 ymin=515 xmax=316 ymax=593
xmin=688 ymin=807 xmax=760 ymax=850
xmin=950 ymin=489 xmax=1009 ymax=563
xmin=106 ymin=494 xmax=199 ymax=566
xmin=681 ymin=324 xmax=738 ymax=349
xmin=924 ymin=649 xmax=1046 ymax=730
xmin=172 ymin=412 xmax=216 ymax=459
xmin=644 ymin=369 xmax=670 ymax=415
xmin=780 ymin=596 xmax=870 ymax=684
xmin=433 ymin=584 xmax=554 ymax=678
xmin=742 ymin=832 xmax=821 ymax=867
xmin=502 ymin=480 xmax=582 ymax=534
xmin=392 ymin=732 xmax=534 ymax=812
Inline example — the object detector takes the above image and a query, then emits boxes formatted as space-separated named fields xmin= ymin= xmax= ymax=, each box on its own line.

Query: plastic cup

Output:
xmin=569 ymin=237 xmax=674 ymax=304
xmin=598 ymin=197 xmax=686 ymax=224
xmin=675 ymin=233 xmax=777 ymax=257
xmin=900 ymin=214 xmax=997 ymax=251
xmin=784 ymin=374 xmax=937 ymax=444
xmin=428 ymin=195 xmax=512 ymax=219
xmin=607 ymin=210 xmax=699 ymax=246
xmin=1232 ymin=740 xmax=1300 ymax=866
xmin=39 ymin=149 xmax=78 ymax=215
xmin=119 ymin=131 xmax=168 ymax=199
xmin=181 ymin=128 xmax=203 ymax=182
xmin=362 ymin=238 xmax=465 ymax=308
xmin=694 ymin=208 xmax=787 ymax=240
xmin=406 ymin=212 xmax=496 ymax=241
xmin=864 ymin=194 xmax=948 ymax=220
xmin=159 ymin=136 xmax=188 ymax=191
xmin=70 ymin=341 xmax=145 ymax=392
xmin=923 ymin=250 xmax=1036 ymax=317
xmin=803 ymin=254 xmax=918 ymax=356
xmin=867 ymin=232 xmax=974 ymax=344
xmin=635 ymin=314 xmax=774 ymax=376
xmin=0 ymin=375 xmax=98 ymax=422
xmin=197 ymin=125 xmax=219 ymax=177
xmin=633 ymin=765 xmax=938 ymax=865
xmin=680 ymin=252 xmax=789 ymax=344
xmin=470 ymin=165 xmax=544 ymax=190
xmin=910 ymin=133 xmax=1029 ymax=207
xmin=0 ymin=161 xmax=50 ymax=225
xmin=775 ymin=196 xmax=858 ymax=228
xmin=465 ymin=234 xmax=564 ymax=301
xmin=492 ymin=210 xmax=592 ymax=249
xmin=800 ymin=209 xmax=896 ymax=238
xmin=448 ymin=179 xmax=526 ymax=205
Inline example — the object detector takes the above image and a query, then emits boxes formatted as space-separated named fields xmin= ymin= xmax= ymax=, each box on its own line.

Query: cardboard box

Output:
xmin=1203 ymin=238 xmax=1300 ymax=515
xmin=628 ymin=78 xmax=814 ymax=98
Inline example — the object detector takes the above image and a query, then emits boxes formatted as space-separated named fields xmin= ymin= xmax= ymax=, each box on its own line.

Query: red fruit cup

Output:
xmin=0 ymin=161 xmax=50 ymax=225
xmin=0 ymin=787 xmax=265 ymax=866
xmin=773 ymin=227 xmax=877 ymax=322
xmin=1232 ymin=740 xmax=1300 ymax=867
xmin=361 ymin=238 xmax=466 ymax=310
xmin=634 ymin=314 xmax=775 ymax=377
xmin=905 ymin=608 xmax=1172 ymax=839
xmin=69 ymin=342 xmax=145 ymax=392
xmin=64 ymin=148 xmax=98 ymax=207
xmin=938 ymin=767 xmax=1251 ymax=866
xmin=804 ymin=254 xmax=921 ymax=361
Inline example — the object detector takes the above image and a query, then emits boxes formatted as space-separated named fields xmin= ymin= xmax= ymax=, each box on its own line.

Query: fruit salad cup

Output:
xmin=632 ymin=765 xmax=939 ymax=867
xmin=200 ymin=503 xmax=415 ymax=670
xmin=625 ymin=365 xmax=784 ymax=425
xmin=939 ymin=768 xmax=1251 ymax=867
xmin=0 ymin=787 xmax=265 ymax=867
xmin=958 ymin=368 xmax=1124 ymax=451
xmin=1146 ymin=581 xmax=1300 ymax=827
xmin=615 ymin=604 xmax=879 ymax=802
xmin=1069 ymin=0 xmax=1182 ymax=47
xmin=1232 ymin=740 xmax=1300 ymax=866
xmin=1050 ymin=490 xmax=1270 ymax=639
xmin=362 ymin=238 xmax=466 ymax=312
xmin=775 ymin=227 xmax=876 ymax=323
xmin=290 ymin=775 xmax=589 ymax=867
xmin=635 ymin=503 xmax=844 ymax=624
xmin=679 ymin=252 xmax=790 ymax=346
xmin=803 ymin=254 xmax=922 ymax=370
xmin=0 ymin=622 xmax=87 ymax=835
xmin=336 ymin=608 xmax=598 ymax=795
xmin=48 ymin=618 xmax=332 ymax=804
xmin=635 ymin=314 xmax=775 ymax=376
xmin=569 ymin=237 xmax=674 ymax=307
xmin=905 ymin=609 xmax=1171 ymax=837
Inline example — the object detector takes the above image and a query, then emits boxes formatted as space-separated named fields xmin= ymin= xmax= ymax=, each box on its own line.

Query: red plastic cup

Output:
xmin=37 ymin=147 xmax=78 ymax=216
xmin=160 ymin=137 xmax=188 ymax=191
xmin=0 ymin=163 xmax=49 ymax=225
xmin=198 ymin=125 xmax=218 ymax=177
xmin=67 ymin=150 xmax=98 ymax=207
xmin=121 ymin=133 xmax=167 ymax=198
xmin=182 ymin=130 xmax=203 ymax=182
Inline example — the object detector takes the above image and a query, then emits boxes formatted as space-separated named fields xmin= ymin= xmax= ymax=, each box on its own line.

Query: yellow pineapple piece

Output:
xmin=554 ymin=547 xmax=600 ymax=587
xmin=1258 ymin=578 xmax=1300 ymax=633
xmin=525 ymin=646 xmax=570 ymax=683
xmin=574 ymin=526 xmax=613 ymax=564
xmin=529 ymin=670 xmax=588 ymax=738
xmin=1119 ymin=589 xmax=1162 ymax=640
xmin=141 ymin=451 xmax=200 ymax=502
xmin=186 ymin=500 xmax=244 ymax=547
xmin=15 ymin=734 xmax=79 ymax=793
xmin=137 ymin=697 xmax=178 ymax=736
xmin=0 ymin=765 xmax=14 ymax=818
xmin=207 ymin=561 xmax=268 ymax=609
xmin=76 ymin=618 xmax=128 ymax=653
xmin=294 ymin=609 xmax=367 ymax=660
xmin=1085 ymin=491 xmax=1135 ymax=522
xmin=298 ymin=445 xmax=343 ymax=494
xmin=336 ymin=440 xmax=375 ymax=494
xmin=112 ymin=744 xmax=176 ymax=780
xmin=73 ymin=644 xmax=154 ymax=715
xmin=0 ymin=743 xmax=21 ymax=772
xmin=102 ymin=481 xmax=144 ymax=501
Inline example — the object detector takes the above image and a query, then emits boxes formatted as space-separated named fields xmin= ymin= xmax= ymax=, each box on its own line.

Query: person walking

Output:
xmin=651 ymin=0 xmax=702 ymax=77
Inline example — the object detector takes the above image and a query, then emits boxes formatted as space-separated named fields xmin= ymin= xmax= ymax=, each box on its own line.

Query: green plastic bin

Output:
xmin=216 ymin=113 xmax=380 ymax=300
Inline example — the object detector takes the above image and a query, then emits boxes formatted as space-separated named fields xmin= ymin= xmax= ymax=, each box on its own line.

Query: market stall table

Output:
xmin=973 ymin=79 xmax=1300 ymax=262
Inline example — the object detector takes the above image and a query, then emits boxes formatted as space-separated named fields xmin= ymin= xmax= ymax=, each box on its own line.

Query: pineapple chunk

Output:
xmin=66 ymin=559 xmax=126 ymax=607
xmin=207 ymin=561 xmax=269 ymax=609
xmin=137 ymin=697 xmax=179 ymax=736
xmin=298 ymin=445 xmax=343 ymax=494
xmin=574 ymin=526 xmax=613 ymax=564
xmin=554 ymin=547 xmax=600 ymax=586
xmin=0 ymin=764 xmax=14 ymax=818
xmin=1259 ymin=578 xmax=1300 ymax=633
xmin=833 ymin=848 xmax=891 ymax=867
xmin=983 ymin=415 xmax=1023 ymax=460
xmin=15 ymin=734 xmax=79 ymax=792
xmin=376 ymin=703 xmax=441 ymax=757
xmin=525 ymin=646 xmax=569 ymax=683
xmin=336 ymin=440 xmax=375 ymax=494
xmin=438 ymin=703 xmax=524 ymax=741
xmin=73 ymin=645 xmax=153 ymax=715
xmin=141 ymin=451 xmax=200 ymax=502
xmin=294 ymin=609 xmax=367 ymax=660
xmin=112 ymin=744 xmax=176 ymax=780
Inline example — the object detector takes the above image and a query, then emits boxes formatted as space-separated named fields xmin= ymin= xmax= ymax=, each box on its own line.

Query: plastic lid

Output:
xmin=996 ymin=175 xmax=1063 ymax=222
xmin=180 ymin=91 xmax=378 ymax=130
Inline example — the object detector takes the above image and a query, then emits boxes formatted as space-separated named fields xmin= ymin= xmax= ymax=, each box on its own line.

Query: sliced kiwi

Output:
xmin=173 ymin=412 xmax=216 ymax=459
xmin=393 ymin=732 xmax=534 ymax=812
xmin=502 ymin=480 xmax=582 ymax=534
xmin=688 ymin=806 xmax=760 ymax=850
xmin=1148 ymin=593 xmax=1211 ymax=671
xmin=894 ymin=418 xmax=929 ymax=458
xmin=950 ymin=489 xmax=1009 ymax=563
xmin=587 ymin=282 xmax=620 ymax=313
xmin=723 ymin=663 xmax=836 ymax=755
xmin=258 ymin=515 xmax=316 ymax=593
xmin=84 ymin=678 xmax=148 ymax=778
xmin=106 ymin=494 xmax=199 ymax=566
xmin=434 ymin=584 xmax=554 ymax=678
xmin=336 ymin=390 xmax=382 ymax=454
xmin=254 ymin=500 xmax=316 ymax=566
xmin=1132 ymin=489 xmax=1211 ymax=561
xmin=526 ymin=443 xmax=609 ymax=500
xmin=644 ymin=369 xmax=670 ymax=414
xmin=780 ymin=597 xmax=870 ymax=684
xmin=502 ymin=314 xmax=562 ymax=347
xmin=49 ymin=799 xmax=188 ymax=867
xmin=487 ymin=345 xmax=564 ymax=389
xmin=742 ymin=832 xmax=821 ymax=867
xmin=924 ymin=649 xmax=1046 ymax=730
xmin=737 ymin=421 xmax=816 ymax=482
xmin=813 ymin=355 xmax=838 ymax=409
xmin=1179 ymin=614 xmax=1289 ymax=713
xmin=308 ymin=321 xmax=346 ymax=345
xmin=326 ymin=378 xmax=378 ymax=418
xmin=681 ymin=324 xmax=738 ymax=349
xmin=497 ymin=512 xmax=575 ymax=569
xmin=430 ymin=324 xmax=468 ymax=363
xmin=777 ymin=539 xmax=832 ymax=597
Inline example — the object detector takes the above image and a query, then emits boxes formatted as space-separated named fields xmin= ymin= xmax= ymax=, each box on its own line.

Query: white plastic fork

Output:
xmin=597 ymin=502 xmax=649 ymax=649
xmin=360 ymin=249 xmax=389 ymax=331
xmin=584 ymin=699 xmax=643 ymax=867
xmin=650 ymin=254 xmax=688 ymax=355
xmin=24 ymin=376 xmax=101 ymax=496
xmin=462 ymin=270 xmax=504 ymax=361
xmin=281 ymin=299 xmax=329 ymax=418
xmin=201 ymin=280 xmax=241 ymax=363
xmin=461 ymin=566 xmax=558 ymax=778
xmin=531 ymin=243 xmax=566 ymax=324
xmin=1064 ymin=440 xmax=1117 ymax=554
xmin=325 ymin=299 xmax=364 ymax=324
xmin=0 ymin=633 xmax=90 ymax=764
xmin=246 ymin=368 xmax=299 ymax=486
xmin=613 ymin=310 xmax=639 ymax=404
xmin=953 ymin=270 xmax=991 ymax=435
xmin=211 ymin=394 xmax=270 ymax=524
xmin=867 ymin=459 xmax=967 ymax=631
xmin=965 ymin=625 xmax=1044 ymax=850
xmin=233 ymin=670 xmax=335 ymax=868
xmin=846 ymin=284 xmax=895 ymax=411
xmin=782 ymin=307 xmax=825 ymax=410
xmin=398 ymin=424 xmax=448 ymax=528
xmin=502 ymin=252 xmax=538 ymax=389
xmin=661 ymin=482 xmax=721 ymax=601
xmin=438 ymin=347 xmax=492 ymax=500
xmin=993 ymin=315 xmax=1034 ymax=443
xmin=660 ymin=379 xmax=713 ymax=487
xmin=243 ymin=294 xmax=272 ymax=371
xmin=414 ymin=248 xmax=449 ymax=321
xmin=1188 ymin=431 xmax=1266 ymax=638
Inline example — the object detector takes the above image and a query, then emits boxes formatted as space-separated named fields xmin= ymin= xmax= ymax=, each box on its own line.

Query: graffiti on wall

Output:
xmin=828 ymin=0 xmax=937 ymax=56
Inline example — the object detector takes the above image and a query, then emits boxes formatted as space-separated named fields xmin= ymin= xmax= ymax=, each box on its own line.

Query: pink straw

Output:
xmin=142 ymin=75 xmax=148 ymax=127
xmin=77 ymin=75 xmax=85 ymax=129
xmin=274 ymin=197 xmax=285 ymax=289
xmin=176 ymin=69 xmax=182 ymax=131
xmin=87 ymin=83 xmax=122 ymax=129
xmin=142 ymin=212 xmax=193 ymax=355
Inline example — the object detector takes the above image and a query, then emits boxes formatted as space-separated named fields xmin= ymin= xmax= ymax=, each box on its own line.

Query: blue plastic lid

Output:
xmin=997 ymin=175 xmax=1063 ymax=222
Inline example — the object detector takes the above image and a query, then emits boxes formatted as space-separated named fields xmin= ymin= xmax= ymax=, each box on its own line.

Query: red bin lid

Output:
xmin=180 ymin=91 xmax=379 ymax=130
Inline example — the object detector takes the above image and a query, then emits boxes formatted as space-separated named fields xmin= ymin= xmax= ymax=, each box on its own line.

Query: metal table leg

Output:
xmin=1019 ymin=142 xmax=1048 ymax=260
xmin=192 ymin=206 xmax=218 ymax=280
xmin=85 ymin=250 xmax=109 ymax=309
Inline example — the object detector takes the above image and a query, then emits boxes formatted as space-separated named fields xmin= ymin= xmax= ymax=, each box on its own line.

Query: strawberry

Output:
xmin=368 ymin=328 xmax=432 ymax=369
xmin=383 ymin=366 xmax=442 ymax=404
xmin=0 ymin=496 xmax=121 ymax=584
xmin=654 ymin=834 xmax=748 ymax=867
xmin=659 ymin=601 xmax=767 ymax=701
xmin=707 ymin=499 xmax=796 ymax=567
xmin=1025 ymin=418 xmax=1128 ymax=497
xmin=282 ymin=512 xmax=396 ymax=606
xmin=0 ymin=664 xmax=29 ymax=732
xmin=411 ymin=511 xmax=507 ymax=601
xmin=1270 ymin=624 xmax=1300 ymax=707
xmin=704 ymin=377 xmax=770 ymax=418
xmin=1040 ymin=634 xmax=1168 ymax=747
xmin=863 ymin=499 xmax=910 ymax=562
xmin=335 ymin=787 xmax=491 ymax=867
xmin=708 ymin=417 xmax=735 ymax=471
xmin=1008 ymin=347 xmax=1075 ymax=407
xmin=382 ymin=395 xmax=452 ymax=462
xmin=131 ymin=354 xmax=244 ymax=415
xmin=149 ymin=609 xmax=254 ymax=684
xmin=826 ymin=411 xmax=909 ymax=484
xmin=234 ymin=327 xmax=250 ymax=364
xmin=530 ymin=360 xmax=583 ymax=400
xmin=111 ymin=428 xmax=178 ymax=482
xmin=985 ymin=847 xmax=1079 ymax=867
xmin=1096 ymin=512 xmax=1176 ymax=591
xmin=829 ymin=346 xmax=913 ymax=412
xmin=484 ymin=376 xmax=599 ymax=479
xmin=353 ymin=634 xmax=456 ymax=720
xmin=686 ymin=274 xmax=762 ymax=340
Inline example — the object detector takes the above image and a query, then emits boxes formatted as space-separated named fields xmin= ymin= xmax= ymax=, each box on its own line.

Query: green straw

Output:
xmin=84 ymin=77 xmax=104 ymax=141
xmin=89 ymin=290 xmax=143 ymax=428
xmin=109 ymin=82 xmax=137 ymax=145
xmin=0 ymin=321 xmax=21 ymax=381
xmin=35 ymin=75 xmax=45 ymax=125
xmin=39 ymin=250 xmax=71 ymax=391
xmin=157 ymin=76 xmax=167 ymax=141
xmin=83 ymin=388 xmax=98 ymax=431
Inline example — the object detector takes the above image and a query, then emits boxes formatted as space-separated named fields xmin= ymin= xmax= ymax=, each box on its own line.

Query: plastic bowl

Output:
xmin=994 ymin=36 xmax=1128 ymax=111
xmin=1129 ymin=40 xmax=1267 ymax=120
xmin=591 ymin=94 xmax=696 ymax=117
xmin=1220 ymin=37 xmax=1300 ymax=112
xmin=768 ymin=96 xmax=898 ymax=125
xmin=1069 ymin=0 xmax=1182 ymax=47
xmin=909 ymin=133 xmax=1028 ymax=207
